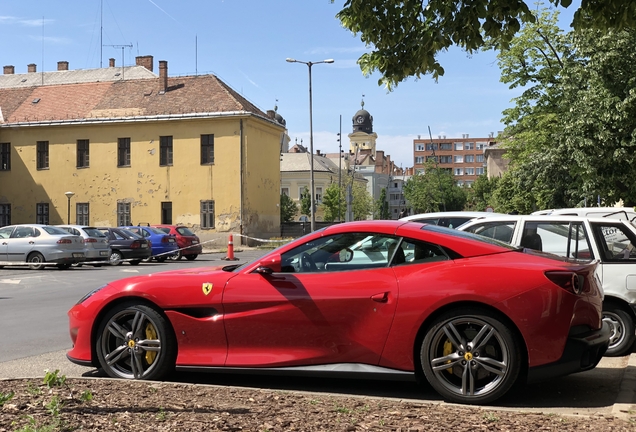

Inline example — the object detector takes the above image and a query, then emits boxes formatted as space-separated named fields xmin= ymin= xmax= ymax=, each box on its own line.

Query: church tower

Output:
xmin=348 ymin=99 xmax=378 ymax=158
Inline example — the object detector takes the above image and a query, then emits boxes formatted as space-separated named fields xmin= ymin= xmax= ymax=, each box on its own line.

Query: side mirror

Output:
xmin=254 ymin=253 xmax=282 ymax=274
xmin=339 ymin=248 xmax=353 ymax=262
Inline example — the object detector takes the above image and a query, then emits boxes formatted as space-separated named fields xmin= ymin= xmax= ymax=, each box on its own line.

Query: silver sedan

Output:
xmin=0 ymin=224 xmax=85 ymax=269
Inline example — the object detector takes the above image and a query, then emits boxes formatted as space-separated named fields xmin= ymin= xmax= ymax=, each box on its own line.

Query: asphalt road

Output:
xmin=1 ymin=248 xmax=635 ymax=418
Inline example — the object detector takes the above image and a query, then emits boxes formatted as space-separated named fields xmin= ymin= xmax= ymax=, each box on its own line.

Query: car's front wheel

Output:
xmin=603 ymin=304 xmax=636 ymax=357
xmin=109 ymin=251 xmax=123 ymax=266
xmin=185 ymin=254 xmax=198 ymax=261
xmin=420 ymin=307 xmax=522 ymax=405
xmin=169 ymin=251 xmax=182 ymax=261
xmin=95 ymin=302 xmax=177 ymax=380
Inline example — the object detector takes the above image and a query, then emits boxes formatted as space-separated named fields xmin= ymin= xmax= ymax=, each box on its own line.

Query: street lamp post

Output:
xmin=64 ymin=191 xmax=75 ymax=224
xmin=286 ymin=57 xmax=334 ymax=232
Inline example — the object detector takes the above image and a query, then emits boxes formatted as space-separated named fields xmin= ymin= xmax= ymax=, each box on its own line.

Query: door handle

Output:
xmin=371 ymin=292 xmax=389 ymax=303
xmin=29 ymin=241 xmax=35 ymax=245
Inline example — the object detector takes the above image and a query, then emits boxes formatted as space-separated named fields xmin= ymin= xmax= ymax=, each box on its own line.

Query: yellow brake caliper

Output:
xmin=443 ymin=340 xmax=453 ymax=373
xmin=145 ymin=323 xmax=158 ymax=364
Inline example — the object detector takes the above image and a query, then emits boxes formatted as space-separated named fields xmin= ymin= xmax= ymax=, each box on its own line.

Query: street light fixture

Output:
xmin=64 ymin=191 xmax=75 ymax=224
xmin=286 ymin=57 xmax=334 ymax=232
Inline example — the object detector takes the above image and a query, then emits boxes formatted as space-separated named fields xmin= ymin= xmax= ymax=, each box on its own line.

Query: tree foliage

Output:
xmin=299 ymin=187 xmax=311 ymax=218
xmin=321 ymin=183 xmax=345 ymax=222
xmin=333 ymin=0 xmax=636 ymax=89
xmin=496 ymin=8 xmax=636 ymax=209
xmin=373 ymin=188 xmax=391 ymax=220
xmin=280 ymin=193 xmax=298 ymax=223
xmin=403 ymin=161 xmax=466 ymax=213
xmin=465 ymin=174 xmax=500 ymax=211
xmin=351 ymin=182 xmax=374 ymax=221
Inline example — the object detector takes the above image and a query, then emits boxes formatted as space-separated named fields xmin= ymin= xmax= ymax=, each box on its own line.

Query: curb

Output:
xmin=612 ymin=353 xmax=636 ymax=418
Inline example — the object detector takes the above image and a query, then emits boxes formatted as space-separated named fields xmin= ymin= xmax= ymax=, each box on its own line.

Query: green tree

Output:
xmin=373 ymin=188 xmax=391 ymax=220
xmin=465 ymin=174 xmax=500 ymax=211
xmin=403 ymin=161 xmax=466 ymax=213
xmin=299 ymin=186 xmax=311 ymax=218
xmin=495 ymin=8 xmax=636 ymax=208
xmin=351 ymin=182 xmax=373 ymax=221
xmin=321 ymin=183 xmax=345 ymax=222
xmin=334 ymin=0 xmax=636 ymax=89
xmin=280 ymin=193 xmax=298 ymax=223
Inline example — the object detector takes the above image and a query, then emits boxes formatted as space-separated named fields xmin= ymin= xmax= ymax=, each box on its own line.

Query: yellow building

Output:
xmin=0 ymin=56 xmax=284 ymax=244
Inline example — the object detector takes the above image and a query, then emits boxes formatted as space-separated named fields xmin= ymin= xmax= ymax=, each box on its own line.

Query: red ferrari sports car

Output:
xmin=67 ymin=220 xmax=609 ymax=404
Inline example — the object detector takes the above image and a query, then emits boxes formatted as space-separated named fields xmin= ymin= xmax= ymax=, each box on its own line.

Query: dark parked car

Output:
xmin=96 ymin=227 xmax=151 ymax=265
xmin=120 ymin=225 xmax=178 ymax=262
xmin=152 ymin=224 xmax=202 ymax=261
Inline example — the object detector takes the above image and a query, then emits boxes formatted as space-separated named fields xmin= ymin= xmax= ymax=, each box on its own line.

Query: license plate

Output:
xmin=100 ymin=251 xmax=108 ymax=256
xmin=169 ymin=238 xmax=175 ymax=242
xmin=141 ymin=244 xmax=148 ymax=248
xmin=192 ymin=240 xmax=199 ymax=244
xmin=73 ymin=253 xmax=84 ymax=258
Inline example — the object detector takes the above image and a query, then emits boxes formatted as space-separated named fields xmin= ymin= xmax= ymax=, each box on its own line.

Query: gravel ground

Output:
xmin=1 ymin=377 xmax=635 ymax=432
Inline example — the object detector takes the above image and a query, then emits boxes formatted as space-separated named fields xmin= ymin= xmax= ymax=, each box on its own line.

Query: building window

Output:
xmin=476 ymin=154 xmax=484 ymax=163
xmin=117 ymin=202 xmax=131 ymax=226
xmin=466 ymin=168 xmax=475 ymax=175
xmin=76 ymin=203 xmax=89 ymax=225
xmin=476 ymin=142 xmax=488 ymax=150
xmin=161 ymin=202 xmax=172 ymax=224
xmin=0 ymin=204 xmax=10 ymax=226
xmin=476 ymin=167 xmax=485 ymax=175
xmin=37 ymin=141 xmax=49 ymax=169
xmin=201 ymin=134 xmax=214 ymax=164
xmin=201 ymin=200 xmax=215 ymax=229
xmin=77 ymin=139 xmax=89 ymax=168
xmin=465 ymin=155 xmax=475 ymax=163
xmin=0 ymin=143 xmax=10 ymax=171
xmin=465 ymin=180 xmax=474 ymax=187
xmin=454 ymin=168 xmax=464 ymax=176
xmin=425 ymin=143 xmax=438 ymax=151
xmin=439 ymin=155 xmax=452 ymax=164
xmin=454 ymin=142 xmax=464 ymax=151
xmin=454 ymin=155 xmax=464 ymax=163
xmin=440 ymin=143 xmax=452 ymax=150
xmin=415 ymin=156 xmax=424 ymax=164
xmin=36 ymin=203 xmax=49 ymax=224
xmin=281 ymin=187 xmax=289 ymax=196
xmin=415 ymin=144 xmax=425 ymax=151
xmin=160 ymin=136 xmax=173 ymax=166
xmin=118 ymin=138 xmax=131 ymax=167
xmin=315 ymin=187 xmax=323 ymax=203
xmin=465 ymin=142 xmax=475 ymax=150
xmin=426 ymin=155 xmax=438 ymax=163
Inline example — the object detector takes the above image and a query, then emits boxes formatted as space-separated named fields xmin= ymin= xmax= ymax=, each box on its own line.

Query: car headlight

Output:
xmin=76 ymin=284 xmax=108 ymax=305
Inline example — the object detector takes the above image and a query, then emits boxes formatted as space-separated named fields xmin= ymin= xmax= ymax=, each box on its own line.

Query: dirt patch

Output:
xmin=1 ymin=378 xmax=635 ymax=431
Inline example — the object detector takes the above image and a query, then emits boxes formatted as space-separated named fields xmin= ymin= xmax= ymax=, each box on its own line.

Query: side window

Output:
xmin=524 ymin=222 xmax=593 ymax=260
xmin=280 ymin=233 xmax=399 ymax=273
xmin=399 ymin=239 xmax=449 ymax=264
xmin=0 ymin=226 xmax=14 ymax=238
xmin=12 ymin=227 xmax=34 ymax=238
xmin=463 ymin=222 xmax=516 ymax=243
xmin=591 ymin=223 xmax=636 ymax=262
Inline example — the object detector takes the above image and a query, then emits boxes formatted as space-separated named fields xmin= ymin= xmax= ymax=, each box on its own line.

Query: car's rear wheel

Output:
xmin=95 ymin=302 xmax=177 ymax=380
xmin=603 ymin=305 xmax=635 ymax=357
xmin=110 ymin=251 xmax=123 ymax=266
xmin=129 ymin=260 xmax=141 ymax=266
xmin=185 ymin=254 xmax=197 ymax=261
xmin=27 ymin=252 xmax=45 ymax=270
xmin=420 ymin=307 xmax=521 ymax=405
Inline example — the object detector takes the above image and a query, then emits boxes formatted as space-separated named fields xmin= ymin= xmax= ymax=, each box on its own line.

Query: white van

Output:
xmin=532 ymin=207 xmax=636 ymax=222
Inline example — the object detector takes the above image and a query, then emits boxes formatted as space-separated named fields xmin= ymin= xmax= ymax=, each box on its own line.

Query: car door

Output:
xmin=7 ymin=226 xmax=37 ymax=262
xmin=221 ymin=232 xmax=400 ymax=367
xmin=0 ymin=226 xmax=14 ymax=261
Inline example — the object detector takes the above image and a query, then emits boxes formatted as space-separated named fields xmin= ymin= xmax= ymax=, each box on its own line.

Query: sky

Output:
xmin=0 ymin=0 xmax=579 ymax=169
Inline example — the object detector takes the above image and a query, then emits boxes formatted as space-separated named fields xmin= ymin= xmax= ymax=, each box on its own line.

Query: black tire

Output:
xmin=57 ymin=263 xmax=71 ymax=270
xmin=27 ymin=252 xmax=45 ymax=270
xmin=185 ymin=254 xmax=197 ymax=261
xmin=110 ymin=251 xmax=123 ymax=266
xmin=603 ymin=304 xmax=636 ymax=357
xmin=129 ymin=260 xmax=141 ymax=266
xmin=420 ymin=307 xmax=522 ymax=405
xmin=156 ymin=256 xmax=167 ymax=263
xmin=169 ymin=251 xmax=182 ymax=261
xmin=95 ymin=302 xmax=177 ymax=380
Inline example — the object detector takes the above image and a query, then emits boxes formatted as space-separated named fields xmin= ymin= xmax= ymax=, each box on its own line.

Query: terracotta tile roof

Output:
xmin=0 ymin=66 xmax=156 ymax=89
xmin=0 ymin=73 xmax=270 ymax=125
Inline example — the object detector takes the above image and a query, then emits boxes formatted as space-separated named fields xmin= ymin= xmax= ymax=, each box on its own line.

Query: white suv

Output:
xmin=459 ymin=215 xmax=636 ymax=357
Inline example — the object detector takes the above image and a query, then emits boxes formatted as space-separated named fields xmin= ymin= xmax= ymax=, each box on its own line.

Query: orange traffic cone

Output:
xmin=224 ymin=234 xmax=238 ymax=260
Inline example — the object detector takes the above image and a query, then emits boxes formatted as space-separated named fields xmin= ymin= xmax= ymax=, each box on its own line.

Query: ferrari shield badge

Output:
xmin=202 ymin=282 xmax=213 ymax=296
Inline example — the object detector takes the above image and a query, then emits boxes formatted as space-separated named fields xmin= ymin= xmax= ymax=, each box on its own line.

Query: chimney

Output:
xmin=316 ymin=149 xmax=321 ymax=156
xmin=266 ymin=110 xmax=276 ymax=119
xmin=27 ymin=63 xmax=37 ymax=73
xmin=57 ymin=61 xmax=69 ymax=71
xmin=109 ymin=58 xmax=116 ymax=67
xmin=3 ymin=65 xmax=14 ymax=75
xmin=159 ymin=60 xmax=168 ymax=92
xmin=135 ymin=55 xmax=153 ymax=72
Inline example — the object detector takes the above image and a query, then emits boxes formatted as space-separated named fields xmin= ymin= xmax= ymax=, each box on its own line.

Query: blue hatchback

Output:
xmin=120 ymin=226 xmax=178 ymax=262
